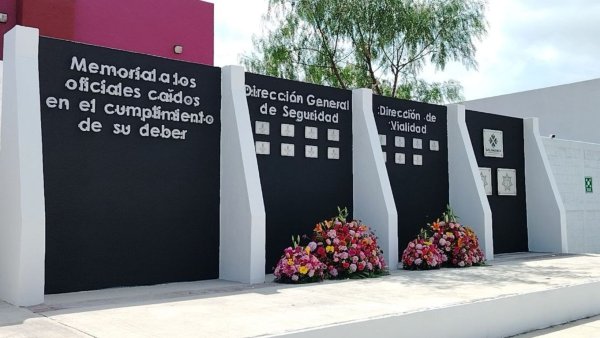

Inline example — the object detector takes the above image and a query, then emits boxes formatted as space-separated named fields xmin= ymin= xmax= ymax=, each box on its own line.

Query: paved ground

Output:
xmin=0 ymin=253 xmax=599 ymax=337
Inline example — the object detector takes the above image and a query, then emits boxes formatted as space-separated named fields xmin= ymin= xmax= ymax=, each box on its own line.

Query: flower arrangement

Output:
xmin=312 ymin=207 xmax=387 ymax=279
xmin=428 ymin=207 xmax=485 ymax=268
xmin=401 ymin=235 xmax=443 ymax=270
xmin=273 ymin=236 xmax=326 ymax=283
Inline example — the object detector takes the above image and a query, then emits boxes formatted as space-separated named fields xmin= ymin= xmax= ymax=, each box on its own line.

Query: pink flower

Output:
xmin=349 ymin=264 xmax=357 ymax=272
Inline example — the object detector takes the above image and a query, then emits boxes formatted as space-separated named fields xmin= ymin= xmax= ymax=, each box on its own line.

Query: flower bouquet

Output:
xmin=312 ymin=207 xmax=387 ymax=279
xmin=273 ymin=236 xmax=326 ymax=283
xmin=429 ymin=207 xmax=485 ymax=268
xmin=401 ymin=235 xmax=443 ymax=270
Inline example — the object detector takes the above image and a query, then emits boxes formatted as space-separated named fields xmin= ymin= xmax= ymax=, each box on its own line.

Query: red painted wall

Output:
xmin=2 ymin=0 xmax=214 ymax=65
xmin=0 ymin=0 xmax=18 ymax=59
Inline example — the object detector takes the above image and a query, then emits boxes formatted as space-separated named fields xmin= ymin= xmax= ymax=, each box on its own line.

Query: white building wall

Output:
xmin=0 ymin=26 xmax=45 ymax=306
xmin=464 ymin=79 xmax=600 ymax=144
xmin=543 ymin=138 xmax=600 ymax=253
xmin=524 ymin=119 xmax=567 ymax=253
xmin=352 ymin=89 xmax=398 ymax=270
xmin=446 ymin=104 xmax=494 ymax=259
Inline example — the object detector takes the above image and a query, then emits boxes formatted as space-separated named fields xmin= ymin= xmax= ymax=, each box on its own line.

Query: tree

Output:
xmin=241 ymin=0 xmax=487 ymax=104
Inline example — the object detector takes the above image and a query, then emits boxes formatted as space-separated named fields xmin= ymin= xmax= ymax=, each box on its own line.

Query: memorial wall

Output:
xmin=0 ymin=26 xmax=567 ymax=305
xmin=39 ymin=37 xmax=221 ymax=293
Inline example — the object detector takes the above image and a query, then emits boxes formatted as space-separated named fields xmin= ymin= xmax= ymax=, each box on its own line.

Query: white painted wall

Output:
xmin=523 ymin=118 xmax=567 ymax=253
xmin=464 ymin=79 xmax=600 ymax=144
xmin=219 ymin=66 xmax=266 ymax=284
xmin=352 ymin=89 xmax=398 ymax=270
xmin=446 ymin=104 xmax=494 ymax=260
xmin=543 ymin=138 xmax=600 ymax=254
xmin=0 ymin=26 xmax=45 ymax=306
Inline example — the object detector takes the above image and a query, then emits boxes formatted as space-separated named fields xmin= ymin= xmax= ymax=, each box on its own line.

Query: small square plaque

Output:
xmin=413 ymin=138 xmax=423 ymax=150
xmin=585 ymin=176 xmax=593 ymax=193
xmin=305 ymin=126 xmax=318 ymax=140
xmin=255 ymin=121 xmax=270 ymax=135
xmin=379 ymin=134 xmax=387 ymax=146
xmin=281 ymin=124 xmax=295 ymax=137
xmin=395 ymin=136 xmax=405 ymax=148
xmin=395 ymin=153 xmax=405 ymax=164
xmin=305 ymin=145 xmax=318 ymax=158
xmin=281 ymin=143 xmax=295 ymax=157
xmin=484 ymin=129 xmax=504 ymax=158
xmin=479 ymin=167 xmax=492 ymax=195
xmin=413 ymin=154 xmax=423 ymax=166
xmin=327 ymin=129 xmax=340 ymax=142
xmin=430 ymin=140 xmax=439 ymax=151
xmin=327 ymin=147 xmax=340 ymax=160
xmin=497 ymin=168 xmax=517 ymax=196
xmin=255 ymin=141 xmax=270 ymax=155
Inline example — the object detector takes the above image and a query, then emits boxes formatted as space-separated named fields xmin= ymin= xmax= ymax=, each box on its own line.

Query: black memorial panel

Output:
xmin=373 ymin=96 xmax=449 ymax=259
xmin=466 ymin=110 xmax=528 ymax=254
xmin=39 ymin=37 xmax=221 ymax=293
xmin=245 ymin=73 xmax=353 ymax=272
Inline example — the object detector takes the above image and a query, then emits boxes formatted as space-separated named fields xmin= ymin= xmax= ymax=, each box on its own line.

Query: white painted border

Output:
xmin=524 ymin=118 xmax=567 ymax=253
xmin=446 ymin=104 xmax=494 ymax=259
xmin=0 ymin=26 xmax=45 ymax=306
xmin=352 ymin=89 xmax=398 ymax=270
xmin=220 ymin=66 xmax=266 ymax=283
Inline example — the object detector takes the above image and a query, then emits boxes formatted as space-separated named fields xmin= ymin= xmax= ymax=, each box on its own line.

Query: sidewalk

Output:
xmin=0 ymin=253 xmax=599 ymax=337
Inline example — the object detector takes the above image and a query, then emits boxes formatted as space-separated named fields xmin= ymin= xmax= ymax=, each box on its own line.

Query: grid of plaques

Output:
xmin=379 ymin=134 xmax=441 ymax=166
xmin=254 ymin=121 xmax=341 ymax=160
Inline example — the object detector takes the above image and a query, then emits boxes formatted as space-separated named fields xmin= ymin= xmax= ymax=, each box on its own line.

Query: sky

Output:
xmin=209 ymin=0 xmax=600 ymax=101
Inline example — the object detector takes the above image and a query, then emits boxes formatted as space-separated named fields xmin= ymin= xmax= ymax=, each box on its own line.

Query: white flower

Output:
xmin=415 ymin=258 xmax=423 ymax=265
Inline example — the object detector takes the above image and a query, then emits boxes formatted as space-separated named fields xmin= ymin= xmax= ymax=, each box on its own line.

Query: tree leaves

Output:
xmin=241 ymin=0 xmax=487 ymax=104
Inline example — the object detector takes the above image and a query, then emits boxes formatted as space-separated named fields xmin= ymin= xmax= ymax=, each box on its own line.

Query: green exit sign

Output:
xmin=585 ymin=177 xmax=593 ymax=193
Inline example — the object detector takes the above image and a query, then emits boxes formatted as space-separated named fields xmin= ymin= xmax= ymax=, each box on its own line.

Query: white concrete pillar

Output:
xmin=220 ymin=65 xmax=266 ymax=284
xmin=352 ymin=89 xmax=398 ymax=269
xmin=524 ymin=118 xmax=567 ymax=253
xmin=447 ymin=104 xmax=494 ymax=259
xmin=0 ymin=26 xmax=45 ymax=306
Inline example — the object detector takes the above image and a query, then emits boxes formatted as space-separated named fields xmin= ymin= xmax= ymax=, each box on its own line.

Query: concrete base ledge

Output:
xmin=283 ymin=281 xmax=600 ymax=338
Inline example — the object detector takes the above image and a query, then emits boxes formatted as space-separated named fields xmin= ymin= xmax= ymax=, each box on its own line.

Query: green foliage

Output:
xmin=336 ymin=206 xmax=349 ymax=222
xmin=241 ymin=0 xmax=487 ymax=104
xmin=442 ymin=204 xmax=460 ymax=223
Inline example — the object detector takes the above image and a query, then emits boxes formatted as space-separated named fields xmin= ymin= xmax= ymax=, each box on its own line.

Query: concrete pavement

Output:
xmin=0 ymin=253 xmax=599 ymax=337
